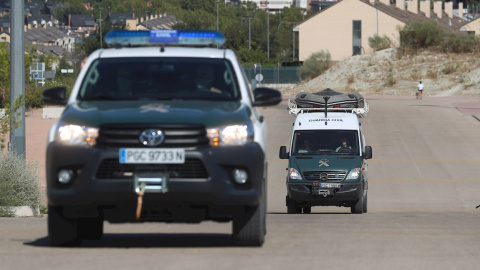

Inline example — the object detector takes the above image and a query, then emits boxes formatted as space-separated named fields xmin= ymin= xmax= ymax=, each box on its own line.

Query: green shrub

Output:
xmin=399 ymin=21 xmax=480 ymax=54
xmin=427 ymin=68 xmax=438 ymax=79
xmin=442 ymin=63 xmax=457 ymax=74
xmin=347 ymin=74 xmax=355 ymax=84
xmin=399 ymin=21 xmax=443 ymax=49
xmin=25 ymin=86 xmax=44 ymax=109
xmin=384 ymin=70 xmax=396 ymax=86
xmin=298 ymin=50 xmax=331 ymax=81
xmin=0 ymin=152 xmax=41 ymax=217
xmin=440 ymin=33 xmax=480 ymax=53
xmin=410 ymin=68 xmax=421 ymax=81
xmin=368 ymin=34 xmax=393 ymax=51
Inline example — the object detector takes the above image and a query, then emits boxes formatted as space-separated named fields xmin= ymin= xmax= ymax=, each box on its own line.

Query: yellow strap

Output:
xmin=135 ymin=183 xmax=146 ymax=221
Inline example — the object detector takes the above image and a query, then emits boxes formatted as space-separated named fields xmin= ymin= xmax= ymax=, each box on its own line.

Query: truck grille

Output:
xmin=302 ymin=171 xmax=346 ymax=181
xmin=96 ymin=158 xmax=209 ymax=179
xmin=96 ymin=123 xmax=209 ymax=148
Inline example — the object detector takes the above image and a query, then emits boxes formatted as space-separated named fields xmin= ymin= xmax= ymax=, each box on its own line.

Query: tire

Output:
xmin=48 ymin=205 xmax=81 ymax=246
xmin=363 ymin=192 xmax=368 ymax=213
xmin=351 ymin=190 xmax=365 ymax=214
xmin=286 ymin=195 xmax=302 ymax=214
xmin=233 ymin=183 xmax=266 ymax=247
xmin=77 ymin=216 xmax=104 ymax=240
xmin=302 ymin=207 xmax=312 ymax=214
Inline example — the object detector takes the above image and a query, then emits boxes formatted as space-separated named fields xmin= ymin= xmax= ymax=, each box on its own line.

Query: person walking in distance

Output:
xmin=417 ymin=81 xmax=424 ymax=100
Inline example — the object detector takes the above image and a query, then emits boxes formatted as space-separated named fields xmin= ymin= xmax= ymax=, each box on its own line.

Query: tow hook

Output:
xmin=319 ymin=190 xmax=328 ymax=197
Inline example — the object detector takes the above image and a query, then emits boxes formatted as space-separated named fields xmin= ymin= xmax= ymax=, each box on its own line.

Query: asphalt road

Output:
xmin=1 ymin=95 xmax=480 ymax=270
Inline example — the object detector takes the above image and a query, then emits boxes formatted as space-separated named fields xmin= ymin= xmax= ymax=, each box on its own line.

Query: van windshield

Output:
xmin=292 ymin=130 xmax=359 ymax=156
xmin=78 ymin=58 xmax=240 ymax=101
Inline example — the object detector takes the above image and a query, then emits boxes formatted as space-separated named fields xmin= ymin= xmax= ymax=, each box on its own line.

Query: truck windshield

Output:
xmin=78 ymin=58 xmax=240 ymax=101
xmin=292 ymin=130 xmax=359 ymax=156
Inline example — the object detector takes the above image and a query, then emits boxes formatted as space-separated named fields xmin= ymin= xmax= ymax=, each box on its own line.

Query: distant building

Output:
xmin=137 ymin=14 xmax=178 ymax=30
xmin=68 ymin=14 xmax=96 ymax=35
xmin=226 ymin=0 xmax=313 ymax=11
xmin=295 ymin=0 xmax=468 ymax=62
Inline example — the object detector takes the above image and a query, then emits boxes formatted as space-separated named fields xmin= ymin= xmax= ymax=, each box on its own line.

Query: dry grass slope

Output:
xmin=282 ymin=48 xmax=480 ymax=97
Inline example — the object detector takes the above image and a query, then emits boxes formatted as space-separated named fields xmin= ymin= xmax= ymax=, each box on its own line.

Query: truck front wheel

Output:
xmin=48 ymin=205 xmax=81 ymax=246
xmin=232 ymin=182 xmax=266 ymax=246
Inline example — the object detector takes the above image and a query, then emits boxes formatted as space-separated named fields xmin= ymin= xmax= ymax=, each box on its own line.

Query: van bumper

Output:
xmin=286 ymin=182 xmax=364 ymax=207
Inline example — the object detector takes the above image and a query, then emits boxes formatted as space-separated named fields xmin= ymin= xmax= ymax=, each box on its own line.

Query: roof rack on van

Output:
xmin=288 ymin=99 xmax=369 ymax=117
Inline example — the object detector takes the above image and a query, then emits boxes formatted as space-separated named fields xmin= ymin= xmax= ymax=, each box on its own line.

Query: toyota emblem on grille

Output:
xmin=139 ymin=129 xmax=165 ymax=146
xmin=320 ymin=172 xmax=328 ymax=181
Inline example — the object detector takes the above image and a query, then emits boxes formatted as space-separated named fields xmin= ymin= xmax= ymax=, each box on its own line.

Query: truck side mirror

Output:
xmin=364 ymin=146 xmax=372 ymax=159
xmin=252 ymin=87 xmax=282 ymax=107
xmin=42 ymin=86 xmax=67 ymax=105
xmin=279 ymin=146 xmax=289 ymax=159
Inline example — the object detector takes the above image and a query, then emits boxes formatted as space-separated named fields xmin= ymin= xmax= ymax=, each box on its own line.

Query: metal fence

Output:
xmin=243 ymin=66 xmax=301 ymax=84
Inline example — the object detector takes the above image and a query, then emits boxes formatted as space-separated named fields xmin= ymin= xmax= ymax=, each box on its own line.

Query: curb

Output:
xmin=42 ymin=107 xmax=64 ymax=119
xmin=12 ymin=206 xmax=40 ymax=217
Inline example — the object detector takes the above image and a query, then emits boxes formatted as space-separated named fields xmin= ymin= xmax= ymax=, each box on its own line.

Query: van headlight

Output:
xmin=206 ymin=122 xmax=253 ymax=146
xmin=289 ymin=168 xmax=302 ymax=180
xmin=346 ymin=168 xmax=360 ymax=180
xmin=55 ymin=122 xmax=98 ymax=146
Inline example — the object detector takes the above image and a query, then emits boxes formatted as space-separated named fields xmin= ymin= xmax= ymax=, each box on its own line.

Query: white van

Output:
xmin=279 ymin=94 xmax=372 ymax=214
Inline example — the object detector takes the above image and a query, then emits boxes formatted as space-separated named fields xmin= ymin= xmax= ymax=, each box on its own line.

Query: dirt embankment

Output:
xmin=280 ymin=48 xmax=480 ymax=97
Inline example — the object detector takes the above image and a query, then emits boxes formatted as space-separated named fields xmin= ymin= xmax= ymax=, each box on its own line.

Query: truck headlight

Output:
xmin=56 ymin=123 xmax=98 ymax=146
xmin=289 ymin=168 xmax=302 ymax=180
xmin=206 ymin=122 xmax=253 ymax=146
xmin=346 ymin=168 xmax=360 ymax=180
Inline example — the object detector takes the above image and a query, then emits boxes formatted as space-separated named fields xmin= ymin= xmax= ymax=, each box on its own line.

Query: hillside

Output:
xmin=281 ymin=48 xmax=480 ymax=97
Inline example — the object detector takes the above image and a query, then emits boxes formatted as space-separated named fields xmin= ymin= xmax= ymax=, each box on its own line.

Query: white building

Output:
xmin=226 ymin=0 xmax=311 ymax=11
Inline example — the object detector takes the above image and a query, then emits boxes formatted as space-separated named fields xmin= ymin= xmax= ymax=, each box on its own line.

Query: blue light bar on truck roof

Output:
xmin=105 ymin=30 xmax=225 ymax=46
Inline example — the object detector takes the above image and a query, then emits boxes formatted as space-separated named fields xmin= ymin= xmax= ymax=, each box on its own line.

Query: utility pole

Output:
xmin=145 ymin=10 xmax=149 ymax=29
xmin=9 ymin=0 xmax=25 ymax=157
xmin=242 ymin=16 xmax=253 ymax=50
xmin=99 ymin=8 xmax=103 ymax=48
xmin=216 ymin=1 xmax=219 ymax=32
xmin=266 ymin=1 xmax=269 ymax=59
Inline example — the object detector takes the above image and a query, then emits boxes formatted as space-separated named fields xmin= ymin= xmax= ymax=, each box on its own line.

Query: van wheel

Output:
xmin=363 ymin=193 xmax=368 ymax=213
xmin=48 ymin=205 xmax=81 ymax=246
xmin=286 ymin=195 xmax=302 ymax=214
xmin=302 ymin=207 xmax=312 ymax=214
xmin=351 ymin=190 xmax=365 ymax=214
xmin=233 ymin=186 xmax=266 ymax=246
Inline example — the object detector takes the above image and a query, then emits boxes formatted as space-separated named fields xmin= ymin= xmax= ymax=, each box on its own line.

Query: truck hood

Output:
xmin=290 ymin=155 xmax=362 ymax=173
xmin=59 ymin=100 xmax=250 ymax=127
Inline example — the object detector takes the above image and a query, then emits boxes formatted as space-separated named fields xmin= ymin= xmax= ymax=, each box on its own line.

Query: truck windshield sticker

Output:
xmin=319 ymin=159 xmax=329 ymax=167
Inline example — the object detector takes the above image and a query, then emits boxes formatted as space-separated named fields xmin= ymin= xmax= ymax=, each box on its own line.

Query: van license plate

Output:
xmin=320 ymin=183 xmax=341 ymax=188
xmin=119 ymin=148 xmax=185 ymax=164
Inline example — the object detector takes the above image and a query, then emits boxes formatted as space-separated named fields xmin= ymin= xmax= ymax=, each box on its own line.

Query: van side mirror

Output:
xmin=364 ymin=146 xmax=372 ymax=159
xmin=42 ymin=86 xmax=67 ymax=105
xmin=279 ymin=146 xmax=289 ymax=159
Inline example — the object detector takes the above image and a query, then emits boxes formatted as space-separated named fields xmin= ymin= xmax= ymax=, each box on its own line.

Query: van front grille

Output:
xmin=302 ymin=171 xmax=346 ymax=181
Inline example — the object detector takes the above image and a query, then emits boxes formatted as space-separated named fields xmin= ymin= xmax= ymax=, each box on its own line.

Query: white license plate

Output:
xmin=320 ymin=183 xmax=341 ymax=188
xmin=119 ymin=148 xmax=185 ymax=164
